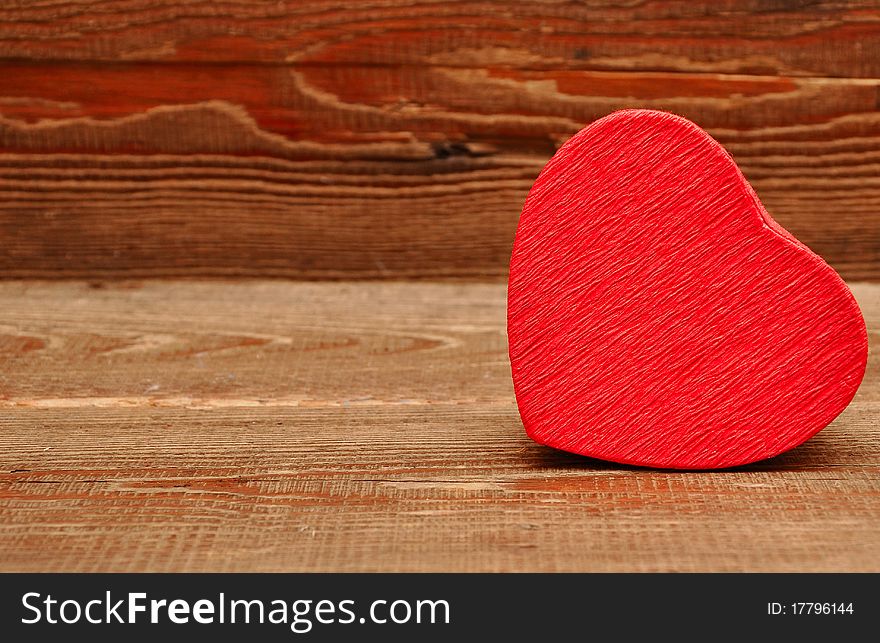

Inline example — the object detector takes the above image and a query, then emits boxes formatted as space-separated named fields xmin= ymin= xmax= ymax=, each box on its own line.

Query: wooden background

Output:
xmin=1 ymin=0 xmax=880 ymax=280
xmin=1 ymin=1 xmax=879 ymax=572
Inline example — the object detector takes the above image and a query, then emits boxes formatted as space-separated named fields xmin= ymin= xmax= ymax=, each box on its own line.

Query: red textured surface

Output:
xmin=507 ymin=109 xmax=868 ymax=469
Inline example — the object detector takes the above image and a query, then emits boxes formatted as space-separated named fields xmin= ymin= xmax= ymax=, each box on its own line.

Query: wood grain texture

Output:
xmin=1 ymin=0 xmax=878 ymax=78
xmin=1 ymin=1 xmax=880 ymax=280
xmin=1 ymin=280 xmax=878 ymax=571
xmin=508 ymin=110 xmax=868 ymax=468
xmin=0 ymin=67 xmax=878 ymax=280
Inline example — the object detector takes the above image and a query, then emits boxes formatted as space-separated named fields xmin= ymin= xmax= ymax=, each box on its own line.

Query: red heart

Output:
xmin=507 ymin=109 xmax=868 ymax=469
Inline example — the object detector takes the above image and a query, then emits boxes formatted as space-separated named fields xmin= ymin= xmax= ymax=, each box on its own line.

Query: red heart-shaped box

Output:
xmin=507 ymin=109 xmax=868 ymax=469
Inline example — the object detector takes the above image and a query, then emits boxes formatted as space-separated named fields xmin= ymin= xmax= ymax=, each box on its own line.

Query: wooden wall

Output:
xmin=1 ymin=1 xmax=879 ymax=280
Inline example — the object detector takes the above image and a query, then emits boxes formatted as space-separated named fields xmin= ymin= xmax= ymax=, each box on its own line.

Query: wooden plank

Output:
xmin=2 ymin=405 xmax=879 ymax=573
xmin=0 ymin=280 xmax=513 ymax=405
xmin=1 ymin=64 xmax=879 ymax=280
xmin=0 ymin=280 xmax=878 ymax=572
xmin=0 ymin=1 xmax=878 ymax=78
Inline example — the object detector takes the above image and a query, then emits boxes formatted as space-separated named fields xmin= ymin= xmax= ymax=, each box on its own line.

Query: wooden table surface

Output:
xmin=1 ymin=279 xmax=877 ymax=572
